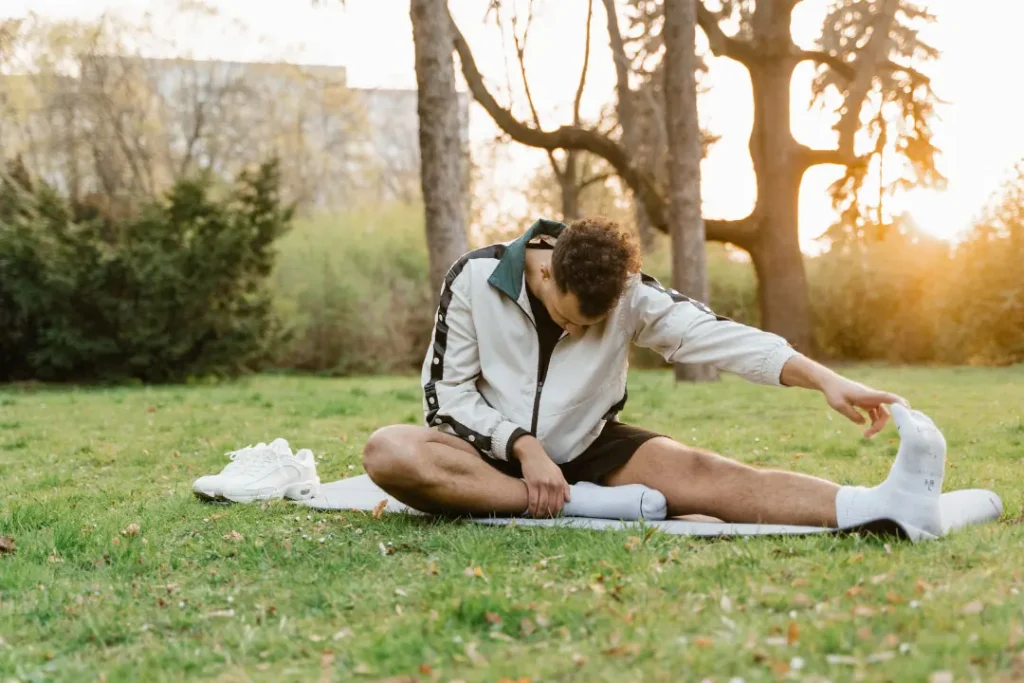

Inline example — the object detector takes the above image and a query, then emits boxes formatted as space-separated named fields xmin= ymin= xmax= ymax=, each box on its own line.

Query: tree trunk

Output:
xmin=664 ymin=0 xmax=717 ymax=383
xmin=601 ymin=0 xmax=657 ymax=254
xmin=560 ymin=150 xmax=580 ymax=220
xmin=411 ymin=0 xmax=469 ymax=291
xmin=746 ymin=0 xmax=813 ymax=353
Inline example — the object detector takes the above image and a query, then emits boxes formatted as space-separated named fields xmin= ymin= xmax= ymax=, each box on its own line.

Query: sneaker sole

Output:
xmin=193 ymin=479 xmax=320 ymax=504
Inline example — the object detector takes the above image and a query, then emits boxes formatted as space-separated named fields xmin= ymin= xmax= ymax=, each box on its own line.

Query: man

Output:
xmin=363 ymin=217 xmax=945 ymax=537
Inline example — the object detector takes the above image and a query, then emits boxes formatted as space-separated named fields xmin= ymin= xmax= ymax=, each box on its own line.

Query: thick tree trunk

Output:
xmin=746 ymin=0 xmax=814 ymax=354
xmin=411 ymin=0 xmax=469 ymax=291
xmin=664 ymin=0 xmax=717 ymax=383
xmin=559 ymin=151 xmax=580 ymax=220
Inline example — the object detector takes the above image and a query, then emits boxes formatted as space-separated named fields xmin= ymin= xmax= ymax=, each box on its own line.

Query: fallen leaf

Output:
xmin=223 ymin=531 xmax=244 ymax=542
xmin=790 ymin=578 xmax=808 ymax=588
xmin=520 ymin=618 xmax=536 ymax=637
xmin=418 ymin=664 xmax=432 ymax=675
xmin=488 ymin=631 xmax=515 ymax=642
xmin=211 ymin=513 xmax=226 ymax=521
xmin=394 ymin=588 xmax=407 ymax=597
xmin=886 ymin=591 xmax=904 ymax=605
xmin=122 ymin=523 xmax=141 ymax=537
xmin=625 ymin=536 xmax=641 ymax=550
xmin=202 ymin=609 xmax=235 ymax=619
xmin=0 ymin=536 xmax=15 ymax=555
xmin=571 ymin=653 xmax=587 ymax=667
xmin=962 ymin=600 xmax=984 ymax=615
xmin=534 ymin=614 xmax=551 ymax=628
xmin=853 ymin=606 xmax=877 ymax=617
xmin=590 ymin=583 xmax=606 ymax=595
xmin=787 ymin=621 xmax=800 ymax=645
xmin=485 ymin=612 xmax=502 ymax=625
xmin=332 ymin=628 xmax=352 ymax=641
xmin=320 ymin=651 xmax=335 ymax=669
xmin=929 ymin=672 xmax=954 ymax=683
xmin=883 ymin=543 xmax=893 ymax=555
xmin=867 ymin=651 xmax=896 ymax=663
xmin=771 ymin=660 xmax=790 ymax=675
xmin=372 ymin=499 xmax=387 ymax=519
xmin=792 ymin=593 xmax=813 ymax=608
xmin=47 ymin=551 xmax=63 ymax=564
xmin=857 ymin=626 xmax=872 ymax=640
xmin=309 ymin=634 xmax=324 ymax=643
xmin=763 ymin=637 xmax=787 ymax=647
xmin=883 ymin=633 xmax=901 ymax=648
xmin=465 ymin=642 xmax=487 ymax=666
xmin=464 ymin=566 xmax=484 ymax=578
xmin=915 ymin=579 xmax=929 ymax=594
xmin=694 ymin=636 xmax=714 ymax=648
xmin=870 ymin=573 xmax=890 ymax=585
xmin=602 ymin=643 xmax=640 ymax=657
xmin=846 ymin=586 xmax=863 ymax=598
xmin=826 ymin=654 xmax=858 ymax=665
xmin=849 ymin=552 xmax=864 ymax=564
xmin=353 ymin=662 xmax=370 ymax=675
xmin=720 ymin=595 xmax=733 ymax=612
xmin=425 ymin=561 xmax=439 ymax=576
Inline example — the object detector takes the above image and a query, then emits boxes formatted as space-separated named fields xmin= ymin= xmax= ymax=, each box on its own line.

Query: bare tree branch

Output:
xmin=450 ymin=10 xmax=757 ymax=247
xmin=579 ymin=170 xmax=613 ymax=190
xmin=572 ymin=0 xmax=594 ymax=126
xmin=509 ymin=0 xmax=561 ymax=180
xmin=797 ymin=49 xmax=930 ymax=86
xmin=696 ymin=2 xmax=755 ymax=65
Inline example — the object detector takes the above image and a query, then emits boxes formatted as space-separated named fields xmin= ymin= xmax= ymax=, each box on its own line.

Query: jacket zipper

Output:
xmin=530 ymin=331 xmax=565 ymax=435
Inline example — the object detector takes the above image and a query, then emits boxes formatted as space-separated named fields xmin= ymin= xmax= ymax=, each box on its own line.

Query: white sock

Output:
xmin=562 ymin=482 xmax=668 ymax=520
xmin=835 ymin=404 xmax=946 ymax=537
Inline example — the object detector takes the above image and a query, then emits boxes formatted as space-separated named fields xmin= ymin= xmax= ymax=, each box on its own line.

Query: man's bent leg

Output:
xmin=363 ymin=425 xmax=528 ymax=515
xmin=604 ymin=438 xmax=839 ymax=526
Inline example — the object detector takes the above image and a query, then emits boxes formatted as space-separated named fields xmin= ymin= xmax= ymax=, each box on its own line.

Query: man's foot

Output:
xmin=561 ymin=481 xmax=667 ymax=520
xmin=193 ymin=438 xmax=320 ymax=503
xmin=835 ymin=403 xmax=946 ymax=539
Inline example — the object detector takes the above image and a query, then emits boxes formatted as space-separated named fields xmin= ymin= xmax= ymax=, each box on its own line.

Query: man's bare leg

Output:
xmin=604 ymin=438 xmax=840 ymax=526
xmin=362 ymin=425 xmax=528 ymax=515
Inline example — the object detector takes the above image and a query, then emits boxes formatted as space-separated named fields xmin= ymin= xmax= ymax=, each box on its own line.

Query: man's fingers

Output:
xmin=864 ymin=406 xmax=889 ymax=438
xmin=527 ymin=483 xmax=539 ymax=518
xmin=877 ymin=391 xmax=909 ymax=407
xmin=564 ymin=481 xmax=572 ymax=502
xmin=836 ymin=402 xmax=866 ymax=425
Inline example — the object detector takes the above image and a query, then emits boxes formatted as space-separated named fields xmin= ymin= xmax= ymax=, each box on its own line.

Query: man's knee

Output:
xmin=363 ymin=425 xmax=425 ymax=487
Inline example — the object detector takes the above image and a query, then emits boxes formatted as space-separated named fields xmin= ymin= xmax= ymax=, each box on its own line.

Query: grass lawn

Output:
xmin=1 ymin=365 xmax=1023 ymax=682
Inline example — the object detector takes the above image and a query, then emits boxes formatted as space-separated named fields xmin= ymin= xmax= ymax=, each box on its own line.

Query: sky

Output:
xmin=5 ymin=0 xmax=1024 ymax=248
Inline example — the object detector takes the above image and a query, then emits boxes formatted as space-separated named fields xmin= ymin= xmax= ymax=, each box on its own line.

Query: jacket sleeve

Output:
xmin=422 ymin=267 xmax=526 ymax=461
xmin=625 ymin=274 xmax=799 ymax=386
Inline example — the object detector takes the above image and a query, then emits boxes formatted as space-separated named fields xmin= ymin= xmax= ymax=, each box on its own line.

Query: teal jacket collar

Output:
xmin=487 ymin=218 xmax=567 ymax=300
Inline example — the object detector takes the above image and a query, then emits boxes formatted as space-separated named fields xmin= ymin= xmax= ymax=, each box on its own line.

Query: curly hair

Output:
xmin=551 ymin=216 xmax=642 ymax=318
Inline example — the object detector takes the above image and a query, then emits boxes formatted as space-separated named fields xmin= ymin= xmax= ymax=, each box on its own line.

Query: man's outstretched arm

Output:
xmin=780 ymin=354 xmax=908 ymax=438
xmin=626 ymin=275 xmax=907 ymax=438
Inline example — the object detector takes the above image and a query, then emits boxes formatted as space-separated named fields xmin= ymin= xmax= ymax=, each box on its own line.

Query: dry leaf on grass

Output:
xmin=485 ymin=612 xmax=502 ymax=625
xmin=418 ymin=664 xmax=432 ymax=674
xmin=787 ymin=621 xmax=800 ymax=645
xmin=929 ymin=672 xmax=954 ymax=683
xmin=0 ymin=536 xmax=15 ymax=555
xmin=520 ymin=618 xmax=536 ymax=637
xmin=962 ymin=600 xmax=984 ymax=614
xmin=852 ymin=605 xmax=877 ymax=617
xmin=790 ymin=578 xmax=808 ymax=588
xmin=320 ymin=651 xmax=335 ymax=669
xmin=425 ymin=561 xmax=439 ymax=575
xmin=602 ymin=643 xmax=640 ymax=657
xmin=372 ymin=499 xmax=388 ymax=519
xmin=694 ymin=636 xmax=714 ymax=648
xmin=121 ymin=523 xmax=140 ymax=537
xmin=223 ymin=531 xmax=244 ymax=542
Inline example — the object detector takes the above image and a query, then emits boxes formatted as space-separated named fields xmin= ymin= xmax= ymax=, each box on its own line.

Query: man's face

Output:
xmin=541 ymin=281 xmax=606 ymax=337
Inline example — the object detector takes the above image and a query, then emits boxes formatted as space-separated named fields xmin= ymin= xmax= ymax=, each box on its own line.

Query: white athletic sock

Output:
xmin=562 ymin=482 xmax=668 ymax=521
xmin=835 ymin=403 xmax=946 ymax=537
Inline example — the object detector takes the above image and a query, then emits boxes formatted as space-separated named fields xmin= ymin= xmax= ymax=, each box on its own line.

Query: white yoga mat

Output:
xmin=300 ymin=475 xmax=1003 ymax=542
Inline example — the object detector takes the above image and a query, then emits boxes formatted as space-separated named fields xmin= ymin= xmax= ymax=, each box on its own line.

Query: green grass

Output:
xmin=1 ymin=366 xmax=1023 ymax=682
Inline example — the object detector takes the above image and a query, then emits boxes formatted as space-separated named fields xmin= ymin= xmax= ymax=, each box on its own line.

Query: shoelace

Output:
xmin=221 ymin=447 xmax=280 ymax=476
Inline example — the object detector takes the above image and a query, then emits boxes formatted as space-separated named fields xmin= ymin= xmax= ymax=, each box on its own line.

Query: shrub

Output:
xmin=0 ymin=159 xmax=292 ymax=382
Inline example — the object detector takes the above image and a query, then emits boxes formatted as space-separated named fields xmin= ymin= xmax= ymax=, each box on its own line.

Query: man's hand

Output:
xmin=781 ymin=355 xmax=909 ymax=439
xmin=821 ymin=375 xmax=908 ymax=438
xmin=513 ymin=436 xmax=571 ymax=517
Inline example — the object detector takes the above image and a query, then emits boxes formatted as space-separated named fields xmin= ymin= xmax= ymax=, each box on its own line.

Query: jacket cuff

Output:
xmin=490 ymin=421 xmax=524 ymax=461
xmin=760 ymin=343 xmax=800 ymax=386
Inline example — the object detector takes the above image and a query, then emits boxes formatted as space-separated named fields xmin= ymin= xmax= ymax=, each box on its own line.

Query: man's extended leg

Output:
xmin=363 ymin=425 xmax=529 ymax=515
xmin=606 ymin=404 xmax=945 ymax=532
xmin=604 ymin=439 xmax=840 ymax=526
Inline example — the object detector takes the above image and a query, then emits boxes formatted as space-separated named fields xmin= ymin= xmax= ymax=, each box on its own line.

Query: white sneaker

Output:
xmin=193 ymin=438 xmax=320 ymax=503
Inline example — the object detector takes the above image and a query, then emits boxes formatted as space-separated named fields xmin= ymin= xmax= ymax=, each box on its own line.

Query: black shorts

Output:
xmin=481 ymin=421 xmax=662 ymax=484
